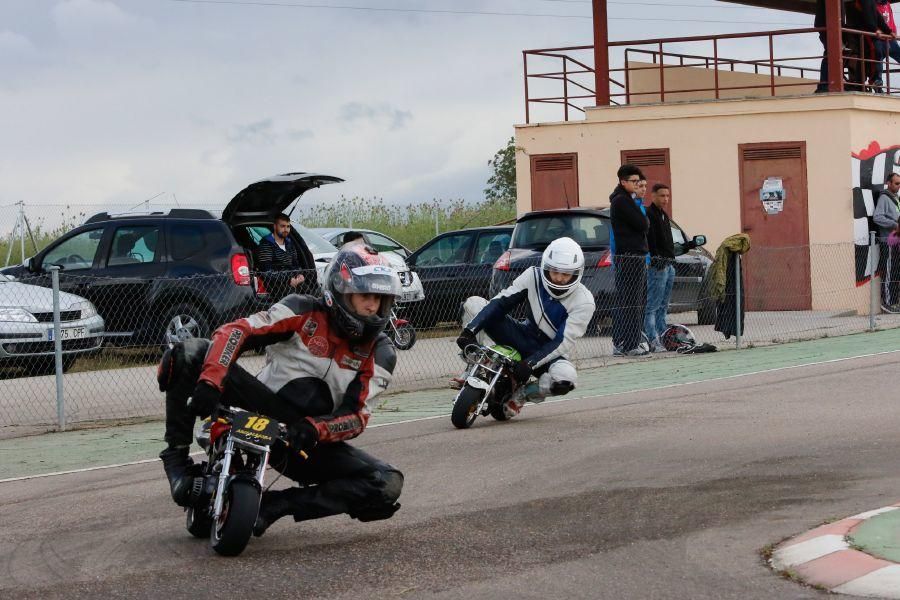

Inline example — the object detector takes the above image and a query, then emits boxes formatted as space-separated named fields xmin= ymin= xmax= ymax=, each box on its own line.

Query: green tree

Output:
xmin=484 ymin=136 xmax=517 ymax=205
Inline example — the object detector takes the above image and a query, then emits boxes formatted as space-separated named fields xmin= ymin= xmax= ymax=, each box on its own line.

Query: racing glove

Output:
xmin=189 ymin=382 xmax=221 ymax=418
xmin=288 ymin=420 xmax=319 ymax=456
xmin=511 ymin=360 xmax=533 ymax=384
xmin=456 ymin=328 xmax=477 ymax=351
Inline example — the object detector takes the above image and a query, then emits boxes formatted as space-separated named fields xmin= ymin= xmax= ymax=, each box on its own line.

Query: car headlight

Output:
xmin=72 ymin=301 xmax=98 ymax=319
xmin=0 ymin=308 xmax=37 ymax=322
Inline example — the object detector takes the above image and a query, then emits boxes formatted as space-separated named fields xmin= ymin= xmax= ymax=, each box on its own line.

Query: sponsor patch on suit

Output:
xmin=308 ymin=336 xmax=330 ymax=357
xmin=303 ymin=318 xmax=319 ymax=336
xmin=340 ymin=355 xmax=362 ymax=370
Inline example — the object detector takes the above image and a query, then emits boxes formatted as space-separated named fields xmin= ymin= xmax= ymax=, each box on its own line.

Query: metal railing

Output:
xmin=523 ymin=27 xmax=900 ymax=123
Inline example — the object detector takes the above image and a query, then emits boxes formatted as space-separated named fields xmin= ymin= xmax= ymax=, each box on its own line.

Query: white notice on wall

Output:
xmin=760 ymin=177 xmax=785 ymax=215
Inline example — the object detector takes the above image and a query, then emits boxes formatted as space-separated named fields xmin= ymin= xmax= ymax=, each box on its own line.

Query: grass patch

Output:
xmin=295 ymin=197 xmax=515 ymax=251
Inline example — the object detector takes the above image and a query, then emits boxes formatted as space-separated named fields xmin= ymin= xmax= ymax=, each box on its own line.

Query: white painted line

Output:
xmin=368 ymin=414 xmax=446 ymax=428
xmin=772 ymin=535 xmax=848 ymax=570
xmin=4 ymin=346 xmax=900 ymax=484
xmin=833 ymin=565 xmax=900 ymax=598
xmin=0 ymin=458 xmax=159 ymax=484
xmin=0 ymin=451 xmax=205 ymax=484
xmin=850 ymin=506 xmax=899 ymax=521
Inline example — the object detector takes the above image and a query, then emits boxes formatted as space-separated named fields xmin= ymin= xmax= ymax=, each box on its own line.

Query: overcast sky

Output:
xmin=0 ymin=0 xmax=814 ymax=223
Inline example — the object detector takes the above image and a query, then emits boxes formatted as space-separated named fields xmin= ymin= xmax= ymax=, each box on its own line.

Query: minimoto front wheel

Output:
xmin=451 ymin=385 xmax=483 ymax=429
xmin=210 ymin=480 xmax=260 ymax=556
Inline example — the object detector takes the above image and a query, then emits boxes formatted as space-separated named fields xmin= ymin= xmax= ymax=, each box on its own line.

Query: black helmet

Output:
xmin=661 ymin=324 xmax=696 ymax=352
xmin=323 ymin=245 xmax=401 ymax=344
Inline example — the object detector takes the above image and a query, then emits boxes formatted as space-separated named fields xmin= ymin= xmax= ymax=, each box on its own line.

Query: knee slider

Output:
xmin=349 ymin=469 xmax=404 ymax=523
xmin=158 ymin=338 xmax=211 ymax=394
xmin=380 ymin=469 xmax=404 ymax=504
xmin=550 ymin=380 xmax=574 ymax=396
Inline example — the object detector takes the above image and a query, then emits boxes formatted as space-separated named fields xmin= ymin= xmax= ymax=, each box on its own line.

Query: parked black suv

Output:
xmin=405 ymin=225 xmax=513 ymax=326
xmin=1 ymin=173 xmax=341 ymax=345
xmin=489 ymin=208 xmax=715 ymax=326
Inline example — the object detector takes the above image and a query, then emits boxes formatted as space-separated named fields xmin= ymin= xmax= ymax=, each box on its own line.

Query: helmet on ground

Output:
xmin=661 ymin=324 xmax=696 ymax=351
xmin=323 ymin=245 xmax=401 ymax=344
xmin=540 ymin=237 xmax=585 ymax=299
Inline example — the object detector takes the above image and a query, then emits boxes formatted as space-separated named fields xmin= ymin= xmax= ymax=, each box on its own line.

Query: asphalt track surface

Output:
xmin=3 ymin=351 xmax=900 ymax=599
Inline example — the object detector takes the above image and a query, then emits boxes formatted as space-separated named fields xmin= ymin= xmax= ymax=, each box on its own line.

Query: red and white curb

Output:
xmin=770 ymin=504 xmax=900 ymax=598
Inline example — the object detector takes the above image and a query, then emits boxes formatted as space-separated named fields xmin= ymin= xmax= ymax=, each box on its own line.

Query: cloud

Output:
xmin=287 ymin=129 xmax=314 ymax=141
xmin=0 ymin=30 xmax=35 ymax=54
xmin=226 ymin=119 xmax=314 ymax=146
xmin=227 ymin=118 xmax=276 ymax=145
xmin=51 ymin=0 xmax=148 ymax=44
xmin=338 ymin=102 xmax=413 ymax=131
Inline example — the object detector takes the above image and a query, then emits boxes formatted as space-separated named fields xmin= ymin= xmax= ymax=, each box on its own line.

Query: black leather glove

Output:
xmin=189 ymin=382 xmax=221 ymax=418
xmin=512 ymin=360 xmax=533 ymax=383
xmin=456 ymin=328 xmax=477 ymax=351
xmin=288 ymin=420 xmax=319 ymax=456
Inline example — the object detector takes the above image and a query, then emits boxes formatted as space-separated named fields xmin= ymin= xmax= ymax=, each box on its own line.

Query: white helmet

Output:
xmin=540 ymin=237 xmax=584 ymax=299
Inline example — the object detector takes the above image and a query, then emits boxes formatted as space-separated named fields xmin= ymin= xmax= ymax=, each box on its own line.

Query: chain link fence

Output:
xmin=2 ymin=241 xmax=899 ymax=434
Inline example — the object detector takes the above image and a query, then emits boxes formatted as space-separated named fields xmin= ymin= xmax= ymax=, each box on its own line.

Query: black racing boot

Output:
xmin=159 ymin=446 xmax=194 ymax=507
xmin=253 ymin=489 xmax=297 ymax=537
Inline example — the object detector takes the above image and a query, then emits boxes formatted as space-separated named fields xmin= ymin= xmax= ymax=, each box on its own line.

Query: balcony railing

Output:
xmin=523 ymin=27 xmax=900 ymax=123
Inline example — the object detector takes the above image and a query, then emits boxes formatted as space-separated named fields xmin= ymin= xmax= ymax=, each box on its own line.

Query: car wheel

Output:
xmin=161 ymin=303 xmax=210 ymax=346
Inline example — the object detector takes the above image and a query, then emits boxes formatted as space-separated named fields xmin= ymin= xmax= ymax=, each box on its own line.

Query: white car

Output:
xmin=307 ymin=227 xmax=426 ymax=304
xmin=0 ymin=274 xmax=104 ymax=374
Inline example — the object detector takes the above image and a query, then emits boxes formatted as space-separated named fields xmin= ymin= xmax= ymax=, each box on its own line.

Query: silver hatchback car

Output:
xmin=0 ymin=274 xmax=104 ymax=374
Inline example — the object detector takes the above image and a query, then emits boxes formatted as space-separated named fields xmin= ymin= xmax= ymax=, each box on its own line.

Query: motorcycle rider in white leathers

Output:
xmin=456 ymin=237 xmax=595 ymax=417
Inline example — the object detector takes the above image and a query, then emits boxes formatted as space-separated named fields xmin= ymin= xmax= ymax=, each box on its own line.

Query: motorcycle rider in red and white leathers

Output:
xmin=158 ymin=244 xmax=403 ymax=536
xmin=456 ymin=237 xmax=595 ymax=417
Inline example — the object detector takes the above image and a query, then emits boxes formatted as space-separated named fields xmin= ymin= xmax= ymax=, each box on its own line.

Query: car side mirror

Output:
xmin=692 ymin=235 xmax=707 ymax=248
xmin=26 ymin=257 xmax=37 ymax=272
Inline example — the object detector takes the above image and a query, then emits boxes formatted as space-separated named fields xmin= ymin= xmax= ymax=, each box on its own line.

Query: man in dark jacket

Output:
xmin=644 ymin=183 xmax=676 ymax=352
xmin=257 ymin=213 xmax=317 ymax=299
xmin=610 ymin=164 xmax=650 ymax=356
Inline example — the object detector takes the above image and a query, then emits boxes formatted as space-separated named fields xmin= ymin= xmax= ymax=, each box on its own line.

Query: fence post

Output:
xmin=870 ymin=231 xmax=878 ymax=331
xmin=50 ymin=266 xmax=66 ymax=431
xmin=735 ymin=253 xmax=742 ymax=349
xmin=434 ymin=207 xmax=439 ymax=237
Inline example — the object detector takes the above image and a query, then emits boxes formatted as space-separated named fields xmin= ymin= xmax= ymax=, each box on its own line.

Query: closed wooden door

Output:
xmin=530 ymin=153 xmax=578 ymax=211
xmin=621 ymin=148 xmax=672 ymax=214
xmin=738 ymin=142 xmax=811 ymax=311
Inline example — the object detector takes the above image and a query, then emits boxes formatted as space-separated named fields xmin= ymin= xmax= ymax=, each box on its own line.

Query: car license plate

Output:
xmin=47 ymin=327 xmax=87 ymax=341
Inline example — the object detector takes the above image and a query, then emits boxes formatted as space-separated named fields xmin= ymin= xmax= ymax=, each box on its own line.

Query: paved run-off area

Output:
xmin=3 ymin=328 xmax=900 ymax=480
xmin=4 ymin=330 xmax=900 ymax=597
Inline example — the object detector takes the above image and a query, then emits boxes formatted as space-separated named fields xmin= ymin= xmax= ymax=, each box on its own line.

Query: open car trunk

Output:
xmin=230 ymin=222 xmax=320 ymax=300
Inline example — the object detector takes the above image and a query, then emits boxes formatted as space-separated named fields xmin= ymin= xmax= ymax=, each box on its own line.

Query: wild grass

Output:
xmin=295 ymin=197 xmax=516 ymax=250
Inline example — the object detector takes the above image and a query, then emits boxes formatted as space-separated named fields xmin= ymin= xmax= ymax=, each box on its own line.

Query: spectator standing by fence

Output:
xmin=874 ymin=173 xmax=900 ymax=309
xmin=610 ymin=165 xmax=650 ymax=357
xmin=644 ymin=183 xmax=675 ymax=353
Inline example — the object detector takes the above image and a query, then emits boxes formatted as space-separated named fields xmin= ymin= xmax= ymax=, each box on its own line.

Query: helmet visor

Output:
xmin=333 ymin=263 xmax=402 ymax=297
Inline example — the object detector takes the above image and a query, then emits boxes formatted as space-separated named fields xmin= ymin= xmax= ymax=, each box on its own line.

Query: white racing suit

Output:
xmin=463 ymin=266 xmax=595 ymax=409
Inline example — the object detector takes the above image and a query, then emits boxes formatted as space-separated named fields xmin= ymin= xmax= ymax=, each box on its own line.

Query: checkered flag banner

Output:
xmin=852 ymin=142 xmax=900 ymax=284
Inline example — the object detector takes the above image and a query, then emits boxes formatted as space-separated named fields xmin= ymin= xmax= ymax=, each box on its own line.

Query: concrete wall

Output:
xmin=515 ymin=94 xmax=900 ymax=312
xmin=626 ymin=60 xmax=817 ymax=104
